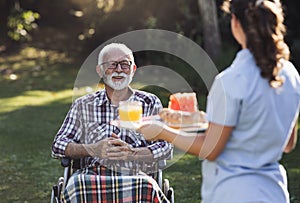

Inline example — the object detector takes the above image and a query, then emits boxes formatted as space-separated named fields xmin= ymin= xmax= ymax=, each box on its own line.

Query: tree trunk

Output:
xmin=0 ymin=0 xmax=18 ymax=48
xmin=197 ymin=0 xmax=221 ymax=61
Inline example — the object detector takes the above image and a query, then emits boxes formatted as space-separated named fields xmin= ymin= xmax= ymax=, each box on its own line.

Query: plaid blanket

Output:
xmin=63 ymin=165 xmax=169 ymax=203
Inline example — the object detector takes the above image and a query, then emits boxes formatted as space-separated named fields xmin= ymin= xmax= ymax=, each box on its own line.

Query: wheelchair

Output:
xmin=50 ymin=157 xmax=174 ymax=203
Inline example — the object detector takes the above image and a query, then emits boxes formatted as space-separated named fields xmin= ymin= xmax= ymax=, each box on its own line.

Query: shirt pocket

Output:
xmin=83 ymin=122 xmax=109 ymax=143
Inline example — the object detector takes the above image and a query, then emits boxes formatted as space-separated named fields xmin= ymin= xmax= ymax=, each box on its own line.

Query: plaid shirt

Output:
xmin=52 ymin=88 xmax=173 ymax=171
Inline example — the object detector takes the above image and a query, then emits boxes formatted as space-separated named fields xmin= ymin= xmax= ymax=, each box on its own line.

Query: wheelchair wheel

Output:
xmin=163 ymin=179 xmax=170 ymax=195
xmin=163 ymin=179 xmax=175 ymax=203
xmin=50 ymin=177 xmax=64 ymax=203
xmin=167 ymin=187 xmax=174 ymax=203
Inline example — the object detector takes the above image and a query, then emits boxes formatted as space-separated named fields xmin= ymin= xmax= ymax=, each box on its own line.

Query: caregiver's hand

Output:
xmin=137 ymin=120 xmax=165 ymax=141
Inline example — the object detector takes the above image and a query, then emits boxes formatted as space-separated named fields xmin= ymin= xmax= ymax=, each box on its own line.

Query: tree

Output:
xmin=197 ymin=0 xmax=221 ymax=61
xmin=0 ymin=0 xmax=16 ymax=43
xmin=0 ymin=0 xmax=39 ymax=47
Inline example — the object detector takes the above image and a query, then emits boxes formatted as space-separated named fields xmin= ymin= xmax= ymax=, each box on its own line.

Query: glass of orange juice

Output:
xmin=119 ymin=101 xmax=142 ymax=129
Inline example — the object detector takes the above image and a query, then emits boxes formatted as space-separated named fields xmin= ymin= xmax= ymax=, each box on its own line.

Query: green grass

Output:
xmin=0 ymin=47 xmax=299 ymax=202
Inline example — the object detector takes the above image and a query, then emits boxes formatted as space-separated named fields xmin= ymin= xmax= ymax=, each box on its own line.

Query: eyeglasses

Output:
xmin=100 ymin=60 xmax=132 ymax=71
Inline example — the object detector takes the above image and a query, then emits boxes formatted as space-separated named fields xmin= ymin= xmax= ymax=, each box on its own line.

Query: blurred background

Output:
xmin=0 ymin=0 xmax=300 ymax=202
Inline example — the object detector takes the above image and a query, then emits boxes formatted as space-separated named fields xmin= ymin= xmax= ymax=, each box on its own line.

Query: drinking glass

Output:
xmin=118 ymin=101 xmax=142 ymax=129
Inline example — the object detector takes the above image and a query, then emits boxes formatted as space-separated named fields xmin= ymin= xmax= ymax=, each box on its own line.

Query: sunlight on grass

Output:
xmin=0 ymin=89 xmax=73 ymax=114
xmin=0 ymin=47 xmax=72 ymax=65
xmin=0 ymin=82 xmax=164 ymax=115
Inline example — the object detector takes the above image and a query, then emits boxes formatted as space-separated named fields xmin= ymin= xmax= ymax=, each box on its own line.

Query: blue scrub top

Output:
xmin=202 ymin=49 xmax=300 ymax=203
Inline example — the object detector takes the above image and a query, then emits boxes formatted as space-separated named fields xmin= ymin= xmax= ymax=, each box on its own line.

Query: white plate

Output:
xmin=166 ymin=122 xmax=208 ymax=133
xmin=110 ymin=115 xmax=208 ymax=132
xmin=110 ymin=115 xmax=160 ymax=130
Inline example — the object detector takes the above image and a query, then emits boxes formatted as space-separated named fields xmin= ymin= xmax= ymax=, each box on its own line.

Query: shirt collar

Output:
xmin=95 ymin=87 xmax=136 ymax=106
xmin=231 ymin=48 xmax=253 ymax=69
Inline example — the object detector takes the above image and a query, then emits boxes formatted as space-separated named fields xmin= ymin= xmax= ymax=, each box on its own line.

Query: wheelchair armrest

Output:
xmin=158 ymin=160 xmax=166 ymax=168
xmin=157 ymin=148 xmax=173 ymax=168
xmin=61 ymin=157 xmax=71 ymax=167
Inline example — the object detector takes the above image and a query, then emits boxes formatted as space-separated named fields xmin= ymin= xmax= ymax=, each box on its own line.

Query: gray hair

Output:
xmin=97 ymin=43 xmax=135 ymax=66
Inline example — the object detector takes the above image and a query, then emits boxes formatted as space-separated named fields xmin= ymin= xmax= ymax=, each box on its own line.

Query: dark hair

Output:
xmin=222 ymin=0 xmax=290 ymax=87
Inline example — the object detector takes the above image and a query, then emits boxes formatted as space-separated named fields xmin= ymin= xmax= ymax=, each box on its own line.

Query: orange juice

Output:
xmin=119 ymin=101 xmax=142 ymax=129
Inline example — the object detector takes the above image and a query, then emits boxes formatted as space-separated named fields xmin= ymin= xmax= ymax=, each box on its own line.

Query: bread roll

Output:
xmin=159 ymin=108 xmax=206 ymax=125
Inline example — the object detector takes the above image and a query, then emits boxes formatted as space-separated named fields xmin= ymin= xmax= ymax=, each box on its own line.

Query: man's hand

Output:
xmin=106 ymin=138 xmax=135 ymax=160
xmin=83 ymin=137 xmax=116 ymax=158
xmin=106 ymin=133 xmax=154 ymax=161
xmin=83 ymin=133 xmax=154 ymax=162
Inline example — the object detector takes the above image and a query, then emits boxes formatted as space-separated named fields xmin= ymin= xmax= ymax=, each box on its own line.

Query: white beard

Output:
xmin=103 ymin=72 xmax=133 ymax=90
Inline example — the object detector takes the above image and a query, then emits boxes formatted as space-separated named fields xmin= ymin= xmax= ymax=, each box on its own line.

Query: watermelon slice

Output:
xmin=169 ymin=95 xmax=180 ymax=110
xmin=168 ymin=92 xmax=198 ymax=112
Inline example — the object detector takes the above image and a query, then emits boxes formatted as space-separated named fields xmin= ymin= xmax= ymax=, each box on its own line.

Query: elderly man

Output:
xmin=52 ymin=43 xmax=172 ymax=202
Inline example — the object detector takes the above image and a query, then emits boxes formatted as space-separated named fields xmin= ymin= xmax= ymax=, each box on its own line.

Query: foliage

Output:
xmin=7 ymin=8 xmax=40 ymax=41
xmin=69 ymin=0 xmax=203 ymax=53
xmin=1 ymin=0 xmax=299 ymax=72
